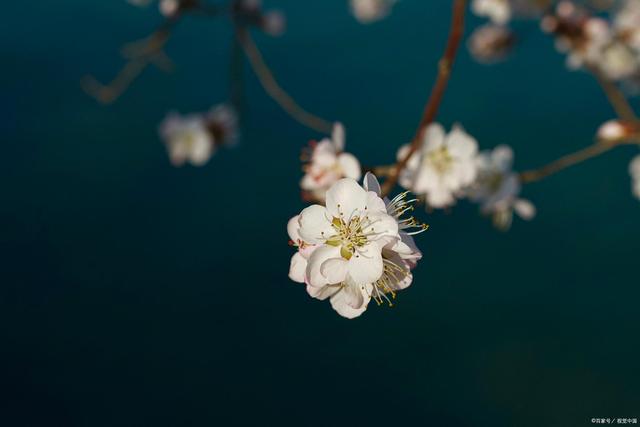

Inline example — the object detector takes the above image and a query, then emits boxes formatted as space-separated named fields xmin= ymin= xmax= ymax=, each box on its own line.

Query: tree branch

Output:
xmin=380 ymin=0 xmax=467 ymax=197
xmin=236 ymin=28 xmax=333 ymax=134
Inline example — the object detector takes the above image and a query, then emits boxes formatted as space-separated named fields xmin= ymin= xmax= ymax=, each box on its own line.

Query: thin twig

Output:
xmin=236 ymin=28 xmax=333 ymax=134
xmin=380 ymin=0 xmax=467 ymax=197
xmin=82 ymin=16 xmax=180 ymax=104
xmin=519 ymin=137 xmax=640 ymax=183
xmin=588 ymin=65 xmax=638 ymax=122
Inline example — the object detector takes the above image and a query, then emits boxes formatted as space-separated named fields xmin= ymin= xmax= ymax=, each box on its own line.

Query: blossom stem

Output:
xmin=380 ymin=0 xmax=467 ymax=197
xmin=588 ymin=65 xmax=638 ymax=123
xmin=519 ymin=138 xmax=639 ymax=184
xmin=236 ymin=28 xmax=333 ymax=134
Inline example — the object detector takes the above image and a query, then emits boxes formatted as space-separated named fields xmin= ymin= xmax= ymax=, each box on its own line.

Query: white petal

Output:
xmin=337 ymin=153 xmax=362 ymax=180
xmin=423 ymin=123 xmax=446 ymax=152
xmin=325 ymin=178 xmax=368 ymax=219
xmin=365 ymin=212 xmax=399 ymax=242
xmin=492 ymin=145 xmax=514 ymax=171
xmin=329 ymin=285 xmax=371 ymax=319
xmin=320 ymin=258 xmax=349 ymax=284
xmin=365 ymin=191 xmax=387 ymax=214
xmin=346 ymin=242 xmax=384 ymax=286
xmin=307 ymin=283 xmax=340 ymax=300
xmin=363 ymin=172 xmax=382 ymax=195
xmin=332 ymin=122 xmax=345 ymax=152
xmin=513 ymin=199 xmax=536 ymax=220
xmin=306 ymin=245 xmax=342 ymax=287
xmin=446 ymin=124 xmax=478 ymax=159
xmin=427 ymin=185 xmax=456 ymax=208
xmin=298 ymin=205 xmax=334 ymax=244
xmin=289 ymin=252 xmax=307 ymax=283
xmin=287 ymin=215 xmax=301 ymax=242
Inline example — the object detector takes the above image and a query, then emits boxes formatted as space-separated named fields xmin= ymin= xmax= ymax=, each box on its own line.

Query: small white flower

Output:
xmin=289 ymin=174 xmax=426 ymax=318
xmin=471 ymin=0 xmax=511 ymax=25
xmin=397 ymin=123 xmax=479 ymax=209
xmin=300 ymin=123 xmax=361 ymax=202
xmin=597 ymin=119 xmax=635 ymax=142
xmin=467 ymin=24 xmax=515 ymax=64
xmin=467 ymin=145 xmax=535 ymax=230
xmin=614 ymin=0 xmax=640 ymax=52
xmin=159 ymin=112 xmax=213 ymax=167
xmin=349 ymin=0 xmax=396 ymax=24
xmin=599 ymin=41 xmax=638 ymax=80
xmin=629 ymin=155 xmax=640 ymax=200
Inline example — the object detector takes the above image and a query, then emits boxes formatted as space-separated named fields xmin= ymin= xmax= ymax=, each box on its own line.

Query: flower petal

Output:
xmin=307 ymin=283 xmax=340 ymax=300
xmin=513 ymin=199 xmax=536 ymax=220
xmin=298 ymin=205 xmax=334 ymax=244
xmin=423 ymin=123 xmax=446 ymax=152
xmin=289 ymin=252 xmax=307 ymax=283
xmin=363 ymin=172 xmax=382 ymax=195
xmin=287 ymin=215 xmax=301 ymax=242
xmin=306 ymin=245 xmax=341 ymax=288
xmin=337 ymin=153 xmax=362 ymax=180
xmin=346 ymin=242 xmax=384 ymax=286
xmin=329 ymin=285 xmax=371 ymax=319
xmin=446 ymin=124 xmax=478 ymax=159
xmin=320 ymin=258 xmax=349 ymax=284
xmin=332 ymin=122 xmax=345 ymax=152
xmin=325 ymin=178 xmax=367 ymax=219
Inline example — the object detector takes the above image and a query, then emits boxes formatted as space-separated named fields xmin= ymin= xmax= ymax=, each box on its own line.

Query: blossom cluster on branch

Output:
xmin=87 ymin=0 xmax=640 ymax=319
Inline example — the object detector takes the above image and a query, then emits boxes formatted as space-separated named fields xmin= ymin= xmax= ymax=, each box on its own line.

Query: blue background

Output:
xmin=2 ymin=1 xmax=639 ymax=426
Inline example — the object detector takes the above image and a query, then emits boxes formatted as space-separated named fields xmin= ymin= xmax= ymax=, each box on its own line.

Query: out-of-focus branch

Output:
xmin=236 ymin=28 xmax=333 ymax=134
xmin=82 ymin=17 xmax=179 ymax=104
xmin=588 ymin=65 xmax=638 ymax=123
xmin=380 ymin=0 xmax=467 ymax=197
xmin=520 ymin=136 xmax=640 ymax=183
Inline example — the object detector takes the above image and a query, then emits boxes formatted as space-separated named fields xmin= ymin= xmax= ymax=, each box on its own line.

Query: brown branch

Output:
xmin=236 ymin=28 xmax=333 ymax=134
xmin=519 ymin=137 xmax=640 ymax=183
xmin=380 ymin=0 xmax=467 ymax=197
xmin=588 ymin=65 xmax=638 ymax=123
xmin=82 ymin=17 xmax=179 ymax=104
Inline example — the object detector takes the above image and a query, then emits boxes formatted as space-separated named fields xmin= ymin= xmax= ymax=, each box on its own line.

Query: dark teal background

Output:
xmin=2 ymin=1 xmax=640 ymax=426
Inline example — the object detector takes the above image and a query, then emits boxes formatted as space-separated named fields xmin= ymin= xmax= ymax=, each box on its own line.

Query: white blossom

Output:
xmin=397 ymin=123 xmax=478 ymax=209
xmin=471 ymin=0 xmax=511 ymax=25
xmin=300 ymin=123 xmax=361 ymax=202
xmin=467 ymin=24 xmax=515 ymax=64
xmin=350 ymin=0 xmax=396 ymax=24
xmin=159 ymin=112 xmax=213 ymax=167
xmin=629 ymin=155 xmax=640 ymax=200
xmin=467 ymin=145 xmax=535 ymax=230
xmin=289 ymin=174 xmax=426 ymax=318
xmin=614 ymin=0 xmax=640 ymax=52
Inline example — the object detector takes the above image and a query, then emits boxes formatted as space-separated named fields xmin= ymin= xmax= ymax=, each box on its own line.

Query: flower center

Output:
xmin=326 ymin=216 xmax=371 ymax=260
xmin=426 ymin=146 xmax=453 ymax=174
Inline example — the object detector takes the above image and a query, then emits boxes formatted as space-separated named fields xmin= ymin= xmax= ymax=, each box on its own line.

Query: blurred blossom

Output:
xmin=471 ymin=0 xmax=511 ymax=25
xmin=289 ymin=174 xmax=425 ymax=318
xmin=629 ymin=155 xmax=640 ymax=199
xmin=160 ymin=112 xmax=213 ymax=167
xmin=614 ymin=0 xmax=640 ymax=52
xmin=467 ymin=145 xmax=535 ymax=230
xmin=349 ymin=0 xmax=397 ymax=24
xmin=468 ymin=24 xmax=515 ymax=63
xmin=159 ymin=103 xmax=237 ymax=167
xmin=300 ymin=123 xmax=361 ymax=203
xmin=234 ymin=0 xmax=286 ymax=36
xmin=597 ymin=119 xmax=629 ymax=141
xmin=397 ymin=123 xmax=478 ymax=209
xmin=159 ymin=0 xmax=179 ymax=17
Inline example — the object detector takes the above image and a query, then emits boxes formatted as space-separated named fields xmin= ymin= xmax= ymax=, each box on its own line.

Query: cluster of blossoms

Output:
xmin=288 ymin=173 xmax=426 ymax=318
xmin=300 ymin=123 xmax=361 ymax=202
xmin=159 ymin=104 xmax=238 ymax=167
xmin=349 ymin=0 xmax=397 ymax=24
xmin=397 ymin=123 xmax=535 ymax=229
xmin=541 ymin=0 xmax=640 ymax=82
